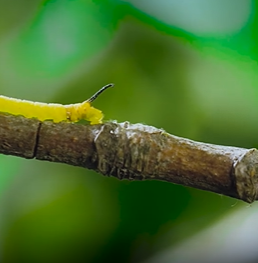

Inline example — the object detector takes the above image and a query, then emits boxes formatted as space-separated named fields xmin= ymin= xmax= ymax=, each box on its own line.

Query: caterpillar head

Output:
xmin=80 ymin=102 xmax=103 ymax=124
xmin=81 ymin=83 xmax=114 ymax=124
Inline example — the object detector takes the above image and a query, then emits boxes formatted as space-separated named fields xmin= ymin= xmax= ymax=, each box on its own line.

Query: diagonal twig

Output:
xmin=0 ymin=113 xmax=257 ymax=203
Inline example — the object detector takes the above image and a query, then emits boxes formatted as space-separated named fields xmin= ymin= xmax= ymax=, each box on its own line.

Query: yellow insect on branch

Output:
xmin=0 ymin=83 xmax=114 ymax=125
xmin=0 ymin=82 xmax=258 ymax=203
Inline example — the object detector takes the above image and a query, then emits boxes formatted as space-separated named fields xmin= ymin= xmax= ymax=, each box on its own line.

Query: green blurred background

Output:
xmin=0 ymin=0 xmax=258 ymax=262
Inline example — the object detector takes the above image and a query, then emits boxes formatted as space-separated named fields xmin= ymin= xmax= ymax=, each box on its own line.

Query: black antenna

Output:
xmin=87 ymin=83 xmax=114 ymax=103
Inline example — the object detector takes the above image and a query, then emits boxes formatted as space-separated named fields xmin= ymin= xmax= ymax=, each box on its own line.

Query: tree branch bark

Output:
xmin=0 ymin=113 xmax=257 ymax=203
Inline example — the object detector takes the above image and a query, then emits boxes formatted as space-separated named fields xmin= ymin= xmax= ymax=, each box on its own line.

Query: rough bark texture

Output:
xmin=0 ymin=113 xmax=257 ymax=203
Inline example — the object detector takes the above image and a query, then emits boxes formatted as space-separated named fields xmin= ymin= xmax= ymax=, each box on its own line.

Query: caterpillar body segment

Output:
xmin=65 ymin=101 xmax=103 ymax=124
xmin=0 ymin=83 xmax=114 ymax=124
xmin=0 ymin=95 xmax=68 ymax=123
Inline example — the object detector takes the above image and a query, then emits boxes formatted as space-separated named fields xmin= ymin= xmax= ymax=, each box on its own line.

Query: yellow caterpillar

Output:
xmin=0 ymin=84 xmax=114 ymax=124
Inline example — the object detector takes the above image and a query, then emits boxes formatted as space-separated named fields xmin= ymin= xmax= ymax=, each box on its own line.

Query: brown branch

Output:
xmin=0 ymin=113 xmax=257 ymax=203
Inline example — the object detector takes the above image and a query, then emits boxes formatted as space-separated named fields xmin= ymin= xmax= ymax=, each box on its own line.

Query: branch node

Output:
xmin=234 ymin=148 xmax=258 ymax=203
